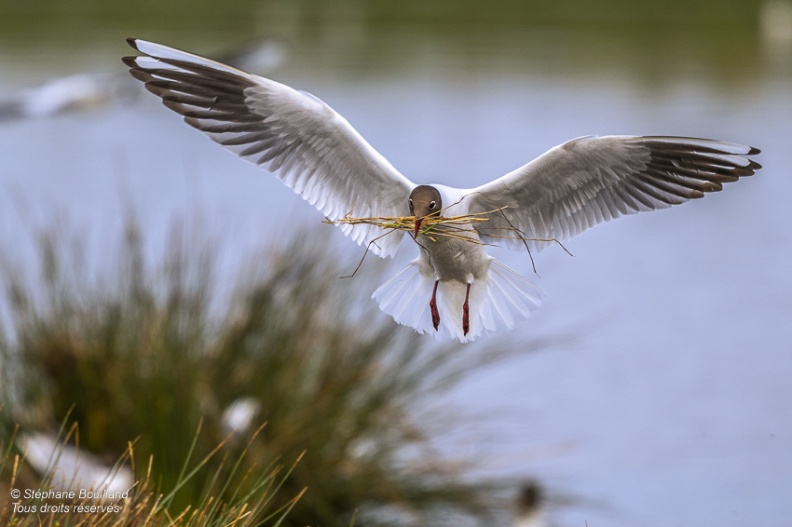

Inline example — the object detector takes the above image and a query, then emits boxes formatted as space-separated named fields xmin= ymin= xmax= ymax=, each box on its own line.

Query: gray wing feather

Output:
xmin=124 ymin=38 xmax=415 ymax=258
xmin=466 ymin=135 xmax=760 ymax=251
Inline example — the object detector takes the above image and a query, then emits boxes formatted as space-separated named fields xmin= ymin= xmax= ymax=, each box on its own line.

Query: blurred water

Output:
xmin=1 ymin=5 xmax=791 ymax=526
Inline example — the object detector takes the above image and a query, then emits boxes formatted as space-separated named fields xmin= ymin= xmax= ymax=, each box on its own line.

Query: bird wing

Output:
xmin=464 ymin=135 xmax=760 ymax=251
xmin=123 ymin=38 xmax=415 ymax=258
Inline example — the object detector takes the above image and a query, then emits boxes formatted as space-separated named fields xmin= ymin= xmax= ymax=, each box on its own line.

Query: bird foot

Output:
xmin=430 ymin=280 xmax=440 ymax=330
xmin=462 ymin=283 xmax=471 ymax=336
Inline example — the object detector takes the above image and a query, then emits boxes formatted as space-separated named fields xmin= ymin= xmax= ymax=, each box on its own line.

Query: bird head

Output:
xmin=408 ymin=185 xmax=442 ymax=238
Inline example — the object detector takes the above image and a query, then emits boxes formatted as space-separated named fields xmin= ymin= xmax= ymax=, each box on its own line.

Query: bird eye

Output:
xmin=409 ymin=199 xmax=413 ymax=209
xmin=429 ymin=201 xmax=436 ymax=209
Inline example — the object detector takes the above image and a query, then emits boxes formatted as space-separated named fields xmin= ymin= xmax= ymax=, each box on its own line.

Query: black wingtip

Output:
xmin=125 ymin=37 xmax=140 ymax=51
xmin=121 ymin=56 xmax=138 ymax=68
xmin=747 ymin=146 xmax=761 ymax=156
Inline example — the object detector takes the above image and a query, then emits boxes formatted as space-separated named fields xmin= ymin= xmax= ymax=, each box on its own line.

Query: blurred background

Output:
xmin=1 ymin=0 xmax=790 ymax=526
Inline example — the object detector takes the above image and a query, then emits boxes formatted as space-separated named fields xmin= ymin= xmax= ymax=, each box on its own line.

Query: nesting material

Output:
xmin=325 ymin=206 xmax=570 ymax=278
xmin=325 ymin=206 xmax=520 ymax=245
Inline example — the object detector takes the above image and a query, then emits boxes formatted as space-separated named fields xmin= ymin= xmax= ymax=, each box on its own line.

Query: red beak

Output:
xmin=414 ymin=218 xmax=422 ymax=238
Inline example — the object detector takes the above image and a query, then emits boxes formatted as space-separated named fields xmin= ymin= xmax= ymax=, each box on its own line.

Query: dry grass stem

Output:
xmin=324 ymin=206 xmax=570 ymax=251
xmin=327 ymin=205 xmax=572 ymax=277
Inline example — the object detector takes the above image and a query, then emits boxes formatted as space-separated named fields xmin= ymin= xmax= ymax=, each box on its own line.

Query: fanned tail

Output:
xmin=372 ymin=257 xmax=543 ymax=342
xmin=480 ymin=259 xmax=544 ymax=332
xmin=372 ymin=258 xmax=437 ymax=336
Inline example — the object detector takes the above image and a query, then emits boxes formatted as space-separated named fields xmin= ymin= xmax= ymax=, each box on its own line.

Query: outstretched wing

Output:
xmin=124 ymin=38 xmax=415 ymax=257
xmin=465 ymin=135 xmax=760 ymax=251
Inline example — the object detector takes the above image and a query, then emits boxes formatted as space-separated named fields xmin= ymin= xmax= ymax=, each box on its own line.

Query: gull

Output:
xmin=0 ymin=72 xmax=138 ymax=122
xmin=0 ymin=40 xmax=283 ymax=123
xmin=19 ymin=433 xmax=133 ymax=499
xmin=513 ymin=482 xmax=547 ymax=527
xmin=123 ymin=38 xmax=761 ymax=343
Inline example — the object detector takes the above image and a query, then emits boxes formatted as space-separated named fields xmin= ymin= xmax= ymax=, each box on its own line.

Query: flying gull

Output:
xmin=123 ymin=38 xmax=760 ymax=342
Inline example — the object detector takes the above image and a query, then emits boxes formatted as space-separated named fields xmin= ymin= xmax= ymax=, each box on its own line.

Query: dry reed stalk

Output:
xmin=324 ymin=206 xmax=568 ymax=249
xmin=325 ymin=205 xmax=571 ymax=277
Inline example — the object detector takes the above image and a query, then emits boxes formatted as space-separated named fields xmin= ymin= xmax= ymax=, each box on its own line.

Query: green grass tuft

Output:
xmin=0 ymin=217 xmax=546 ymax=526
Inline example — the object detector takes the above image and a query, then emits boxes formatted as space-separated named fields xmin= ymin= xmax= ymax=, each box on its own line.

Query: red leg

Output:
xmin=462 ymin=283 xmax=471 ymax=336
xmin=430 ymin=280 xmax=440 ymax=330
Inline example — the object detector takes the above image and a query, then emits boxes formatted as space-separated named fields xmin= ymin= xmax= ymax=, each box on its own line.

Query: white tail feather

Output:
xmin=372 ymin=257 xmax=543 ymax=342
xmin=372 ymin=258 xmax=436 ymax=336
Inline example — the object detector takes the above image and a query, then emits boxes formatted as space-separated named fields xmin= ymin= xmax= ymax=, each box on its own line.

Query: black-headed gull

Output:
xmin=123 ymin=38 xmax=760 ymax=343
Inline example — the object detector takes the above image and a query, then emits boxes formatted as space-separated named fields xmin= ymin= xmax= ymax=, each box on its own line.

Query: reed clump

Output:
xmin=0 ymin=217 xmax=540 ymax=526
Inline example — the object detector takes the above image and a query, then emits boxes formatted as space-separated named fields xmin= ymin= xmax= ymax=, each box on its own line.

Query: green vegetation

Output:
xmin=0 ymin=0 xmax=763 ymax=91
xmin=0 ymin=0 xmax=766 ymax=33
xmin=1 ymin=422 xmax=301 ymax=527
xmin=0 ymin=218 xmax=540 ymax=526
